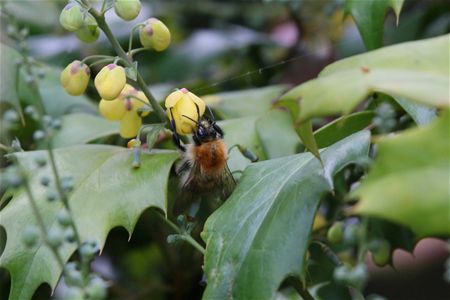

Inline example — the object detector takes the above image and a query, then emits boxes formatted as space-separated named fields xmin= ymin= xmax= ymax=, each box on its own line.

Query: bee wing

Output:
xmin=220 ymin=162 xmax=236 ymax=200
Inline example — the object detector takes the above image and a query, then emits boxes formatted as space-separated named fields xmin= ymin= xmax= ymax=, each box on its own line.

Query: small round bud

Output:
xmin=61 ymin=175 xmax=75 ymax=193
xmin=33 ymin=130 xmax=46 ymax=142
xmin=347 ymin=264 xmax=368 ymax=290
xmin=65 ymin=228 xmax=76 ymax=243
xmin=51 ymin=118 xmax=62 ymax=130
xmin=119 ymin=111 xmax=142 ymax=138
xmin=57 ymin=209 xmax=72 ymax=227
xmin=327 ymin=222 xmax=344 ymax=244
xmin=40 ymin=176 xmax=51 ymax=187
xmin=46 ymin=189 xmax=58 ymax=202
xmin=42 ymin=115 xmax=53 ymax=127
xmin=6 ymin=167 xmax=23 ymax=188
xmin=60 ymin=60 xmax=91 ymax=96
xmin=94 ymin=64 xmax=126 ymax=100
xmin=22 ymin=225 xmax=40 ymax=248
xmin=114 ymin=0 xmax=141 ymax=21
xmin=47 ymin=227 xmax=64 ymax=248
xmin=20 ymin=28 xmax=29 ymax=37
xmin=34 ymin=154 xmax=47 ymax=167
xmin=80 ymin=241 xmax=99 ymax=259
xmin=3 ymin=109 xmax=19 ymax=123
xmin=86 ymin=275 xmax=107 ymax=299
xmin=64 ymin=267 xmax=84 ymax=287
xmin=75 ymin=24 xmax=100 ymax=43
xmin=167 ymin=234 xmax=182 ymax=244
xmin=139 ymin=18 xmax=171 ymax=51
xmin=24 ymin=105 xmax=37 ymax=117
xmin=59 ymin=3 xmax=84 ymax=32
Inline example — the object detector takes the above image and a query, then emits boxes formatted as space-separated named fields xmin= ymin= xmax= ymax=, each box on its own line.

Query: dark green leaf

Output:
xmin=394 ymin=96 xmax=436 ymax=126
xmin=255 ymin=109 xmax=301 ymax=159
xmin=297 ymin=120 xmax=322 ymax=162
xmin=314 ymin=111 xmax=375 ymax=148
xmin=203 ymin=85 xmax=288 ymax=119
xmin=345 ymin=0 xmax=404 ymax=50
xmin=201 ymin=131 xmax=371 ymax=300
xmin=0 ymin=146 xmax=178 ymax=300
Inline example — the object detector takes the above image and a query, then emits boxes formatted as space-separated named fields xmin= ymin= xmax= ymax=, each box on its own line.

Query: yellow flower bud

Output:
xmin=114 ymin=0 xmax=141 ymax=21
xmin=120 ymin=111 xmax=142 ymax=138
xmin=59 ymin=3 xmax=84 ymax=32
xmin=139 ymin=18 xmax=171 ymax=52
xmin=99 ymin=98 xmax=126 ymax=121
xmin=94 ymin=64 xmax=126 ymax=100
xmin=75 ymin=25 xmax=100 ymax=43
xmin=165 ymin=88 xmax=205 ymax=135
xmin=60 ymin=60 xmax=90 ymax=96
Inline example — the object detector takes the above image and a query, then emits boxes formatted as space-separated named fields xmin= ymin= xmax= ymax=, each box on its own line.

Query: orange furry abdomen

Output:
xmin=194 ymin=140 xmax=227 ymax=176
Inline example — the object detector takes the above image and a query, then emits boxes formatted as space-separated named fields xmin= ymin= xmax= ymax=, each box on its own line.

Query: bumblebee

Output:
xmin=170 ymin=111 xmax=236 ymax=211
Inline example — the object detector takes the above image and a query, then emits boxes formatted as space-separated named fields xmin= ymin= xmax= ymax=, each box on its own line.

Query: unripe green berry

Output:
xmin=33 ymin=130 xmax=46 ymax=142
xmin=370 ymin=240 xmax=391 ymax=267
xmin=114 ymin=0 xmax=141 ymax=21
xmin=80 ymin=241 xmax=98 ymax=259
xmin=59 ymin=3 xmax=84 ymax=32
xmin=61 ymin=175 xmax=75 ymax=193
xmin=42 ymin=115 xmax=53 ymax=127
xmin=57 ymin=209 xmax=72 ymax=227
xmin=47 ymin=227 xmax=64 ymax=248
xmin=347 ymin=264 xmax=368 ymax=290
xmin=22 ymin=225 xmax=40 ymax=248
xmin=6 ymin=167 xmax=23 ymax=188
xmin=64 ymin=287 xmax=84 ymax=300
xmin=64 ymin=267 xmax=84 ymax=287
xmin=327 ymin=222 xmax=344 ymax=244
xmin=333 ymin=265 xmax=350 ymax=283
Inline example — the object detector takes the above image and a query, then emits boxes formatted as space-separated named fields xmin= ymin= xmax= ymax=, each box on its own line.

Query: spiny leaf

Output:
xmin=201 ymin=131 xmax=371 ymax=300
xmin=0 ymin=145 xmax=178 ymax=300
xmin=280 ymin=35 xmax=449 ymax=123
xmin=353 ymin=111 xmax=449 ymax=237
xmin=345 ymin=0 xmax=405 ymax=50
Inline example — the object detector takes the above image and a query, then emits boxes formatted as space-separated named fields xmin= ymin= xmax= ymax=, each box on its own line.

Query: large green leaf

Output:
xmin=345 ymin=0 xmax=404 ymax=50
xmin=0 ymin=145 xmax=178 ymax=300
xmin=51 ymin=113 xmax=119 ymax=148
xmin=255 ymin=109 xmax=301 ymax=159
xmin=280 ymin=35 xmax=449 ymax=122
xmin=201 ymin=131 xmax=371 ymax=300
xmin=203 ymin=85 xmax=288 ymax=119
xmin=353 ymin=111 xmax=449 ymax=237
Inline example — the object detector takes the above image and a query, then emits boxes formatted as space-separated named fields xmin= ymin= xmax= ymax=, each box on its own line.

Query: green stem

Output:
xmin=129 ymin=47 xmax=149 ymax=56
xmin=81 ymin=55 xmax=113 ymax=63
xmin=128 ymin=23 xmax=144 ymax=54
xmin=86 ymin=5 xmax=168 ymax=122
xmin=156 ymin=213 xmax=206 ymax=255
xmin=88 ymin=58 xmax=115 ymax=68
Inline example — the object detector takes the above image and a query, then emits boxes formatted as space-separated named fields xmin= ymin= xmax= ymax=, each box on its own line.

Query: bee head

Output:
xmin=195 ymin=116 xmax=223 ymax=143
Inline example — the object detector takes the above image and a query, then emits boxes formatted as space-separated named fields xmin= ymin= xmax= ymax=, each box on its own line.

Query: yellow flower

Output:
xmin=165 ymin=88 xmax=205 ymax=135
xmin=139 ymin=18 xmax=171 ymax=52
xmin=98 ymin=84 xmax=151 ymax=138
xmin=114 ymin=0 xmax=141 ymax=21
xmin=59 ymin=3 xmax=84 ymax=32
xmin=60 ymin=60 xmax=90 ymax=96
xmin=94 ymin=64 xmax=126 ymax=100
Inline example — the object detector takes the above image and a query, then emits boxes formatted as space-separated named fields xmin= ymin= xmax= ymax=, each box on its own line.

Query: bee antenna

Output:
xmin=181 ymin=115 xmax=198 ymax=124
xmin=207 ymin=105 xmax=216 ymax=121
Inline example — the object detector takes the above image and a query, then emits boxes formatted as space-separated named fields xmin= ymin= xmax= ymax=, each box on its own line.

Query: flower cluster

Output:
xmin=99 ymin=84 xmax=150 ymax=138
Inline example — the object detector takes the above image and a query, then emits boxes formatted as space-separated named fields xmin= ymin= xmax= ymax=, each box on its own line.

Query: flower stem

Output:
xmin=86 ymin=5 xmax=167 ymax=123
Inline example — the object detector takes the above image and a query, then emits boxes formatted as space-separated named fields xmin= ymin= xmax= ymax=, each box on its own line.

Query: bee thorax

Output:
xmin=192 ymin=140 xmax=227 ymax=176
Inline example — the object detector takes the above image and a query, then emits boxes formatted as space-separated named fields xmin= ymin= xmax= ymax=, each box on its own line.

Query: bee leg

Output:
xmin=169 ymin=108 xmax=186 ymax=152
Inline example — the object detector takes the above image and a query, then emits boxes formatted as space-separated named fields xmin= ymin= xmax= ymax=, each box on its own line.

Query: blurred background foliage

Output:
xmin=0 ymin=0 xmax=449 ymax=299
